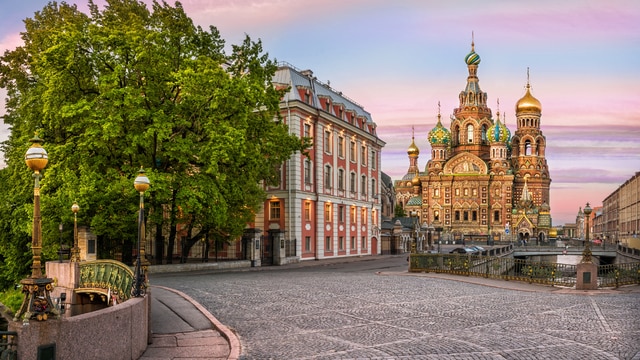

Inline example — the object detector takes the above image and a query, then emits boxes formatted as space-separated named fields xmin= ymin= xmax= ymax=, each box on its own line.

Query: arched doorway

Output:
xmin=518 ymin=231 xmax=530 ymax=245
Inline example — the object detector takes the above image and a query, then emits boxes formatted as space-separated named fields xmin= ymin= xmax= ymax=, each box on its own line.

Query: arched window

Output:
xmin=434 ymin=210 xmax=440 ymax=221
xmin=525 ymin=140 xmax=532 ymax=156
xmin=467 ymin=125 xmax=474 ymax=143
xmin=481 ymin=125 xmax=487 ymax=143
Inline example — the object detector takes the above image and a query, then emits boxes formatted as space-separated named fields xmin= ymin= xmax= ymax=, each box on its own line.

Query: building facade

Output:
xmin=600 ymin=171 xmax=640 ymax=247
xmin=250 ymin=63 xmax=386 ymax=261
xmin=395 ymin=42 xmax=552 ymax=245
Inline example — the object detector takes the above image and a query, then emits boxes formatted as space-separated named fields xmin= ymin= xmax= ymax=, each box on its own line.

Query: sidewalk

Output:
xmin=139 ymin=286 xmax=240 ymax=360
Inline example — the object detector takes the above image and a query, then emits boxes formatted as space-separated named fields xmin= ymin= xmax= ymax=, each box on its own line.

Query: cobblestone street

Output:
xmin=152 ymin=256 xmax=640 ymax=359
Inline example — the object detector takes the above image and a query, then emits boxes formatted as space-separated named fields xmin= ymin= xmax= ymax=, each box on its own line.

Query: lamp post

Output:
xmin=581 ymin=202 xmax=593 ymax=263
xmin=58 ymin=223 xmax=63 ymax=262
xmin=435 ymin=226 xmax=443 ymax=253
xmin=409 ymin=210 xmax=418 ymax=253
xmin=70 ymin=202 xmax=80 ymax=262
xmin=132 ymin=167 xmax=150 ymax=297
xmin=15 ymin=135 xmax=58 ymax=322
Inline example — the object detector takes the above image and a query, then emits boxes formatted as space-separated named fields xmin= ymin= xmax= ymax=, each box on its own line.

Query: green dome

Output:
xmin=428 ymin=118 xmax=451 ymax=146
xmin=465 ymin=49 xmax=481 ymax=65
xmin=487 ymin=118 xmax=510 ymax=143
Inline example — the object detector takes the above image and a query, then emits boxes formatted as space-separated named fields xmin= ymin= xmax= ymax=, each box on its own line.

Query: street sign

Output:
xmin=505 ymin=229 xmax=510 ymax=234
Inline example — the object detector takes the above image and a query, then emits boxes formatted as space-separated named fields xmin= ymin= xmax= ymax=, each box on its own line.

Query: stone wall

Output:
xmin=8 ymin=295 xmax=149 ymax=360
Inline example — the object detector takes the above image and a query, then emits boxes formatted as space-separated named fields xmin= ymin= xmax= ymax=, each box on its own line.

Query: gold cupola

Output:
xmin=515 ymin=69 xmax=542 ymax=114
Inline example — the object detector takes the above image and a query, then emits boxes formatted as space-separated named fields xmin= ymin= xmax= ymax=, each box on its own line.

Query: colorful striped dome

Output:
xmin=487 ymin=118 xmax=510 ymax=143
xmin=465 ymin=49 xmax=481 ymax=65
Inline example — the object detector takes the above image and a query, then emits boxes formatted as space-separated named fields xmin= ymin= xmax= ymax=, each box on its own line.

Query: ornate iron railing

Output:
xmin=598 ymin=263 xmax=640 ymax=288
xmin=0 ymin=331 xmax=17 ymax=359
xmin=410 ymin=254 xmax=578 ymax=287
xmin=410 ymin=253 xmax=640 ymax=288
xmin=77 ymin=260 xmax=135 ymax=303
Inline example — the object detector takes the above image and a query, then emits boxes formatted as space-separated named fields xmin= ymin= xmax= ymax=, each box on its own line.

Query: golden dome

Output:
xmin=411 ymin=174 xmax=421 ymax=186
xmin=407 ymin=138 xmax=419 ymax=156
xmin=549 ymin=228 xmax=557 ymax=238
xmin=515 ymin=84 xmax=541 ymax=114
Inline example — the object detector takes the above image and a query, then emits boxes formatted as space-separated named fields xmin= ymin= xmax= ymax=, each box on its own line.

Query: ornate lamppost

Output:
xmin=132 ymin=168 xmax=150 ymax=297
xmin=70 ymin=202 xmax=80 ymax=262
xmin=581 ymin=202 xmax=593 ymax=263
xmin=14 ymin=135 xmax=58 ymax=322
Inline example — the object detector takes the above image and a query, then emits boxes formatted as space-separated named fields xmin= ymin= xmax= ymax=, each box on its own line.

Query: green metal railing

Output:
xmin=598 ymin=263 xmax=640 ymax=288
xmin=409 ymin=253 xmax=640 ymax=288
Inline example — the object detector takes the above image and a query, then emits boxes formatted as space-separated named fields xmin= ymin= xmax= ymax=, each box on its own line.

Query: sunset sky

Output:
xmin=1 ymin=0 xmax=639 ymax=225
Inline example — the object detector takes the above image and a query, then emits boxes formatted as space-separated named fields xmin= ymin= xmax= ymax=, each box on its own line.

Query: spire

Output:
xmin=521 ymin=175 xmax=531 ymax=202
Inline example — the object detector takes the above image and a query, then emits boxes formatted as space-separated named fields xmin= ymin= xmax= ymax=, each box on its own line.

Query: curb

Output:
xmin=152 ymin=285 xmax=241 ymax=360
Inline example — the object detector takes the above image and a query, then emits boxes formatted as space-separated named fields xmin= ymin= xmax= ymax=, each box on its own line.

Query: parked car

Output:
xmin=468 ymin=245 xmax=486 ymax=254
xmin=449 ymin=247 xmax=476 ymax=254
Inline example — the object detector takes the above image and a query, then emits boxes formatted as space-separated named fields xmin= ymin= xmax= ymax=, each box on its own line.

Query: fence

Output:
xmin=0 ymin=331 xmax=17 ymax=359
xmin=409 ymin=253 xmax=640 ymax=288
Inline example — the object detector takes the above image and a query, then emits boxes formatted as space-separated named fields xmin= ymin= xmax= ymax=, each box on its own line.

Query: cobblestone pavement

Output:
xmin=152 ymin=256 xmax=640 ymax=359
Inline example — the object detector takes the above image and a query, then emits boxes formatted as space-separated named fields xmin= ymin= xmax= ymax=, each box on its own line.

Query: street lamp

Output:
xmin=70 ymin=202 xmax=80 ymax=262
xmin=58 ymin=223 xmax=63 ymax=262
xmin=15 ymin=135 xmax=58 ymax=322
xmin=132 ymin=167 xmax=150 ymax=297
xmin=409 ymin=210 xmax=418 ymax=253
xmin=435 ymin=226 xmax=443 ymax=253
xmin=581 ymin=202 xmax=593 ymax=263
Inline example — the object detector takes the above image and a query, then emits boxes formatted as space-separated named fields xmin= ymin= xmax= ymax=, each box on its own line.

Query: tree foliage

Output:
xmin=0 ymin=0 xmax=308 ymax=286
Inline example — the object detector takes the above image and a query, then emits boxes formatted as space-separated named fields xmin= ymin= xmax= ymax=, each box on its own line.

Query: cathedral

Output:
xmin=395 ymin=41 xmax=552 ymax=245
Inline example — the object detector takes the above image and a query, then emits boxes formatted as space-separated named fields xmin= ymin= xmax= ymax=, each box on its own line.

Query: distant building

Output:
xmin=250 ymin=63 xmax=386 ymax=262
xmin=601 ymin=171 xmax=640 ymax=248
xmin=394 ymin=41 xmax=552 ymax=245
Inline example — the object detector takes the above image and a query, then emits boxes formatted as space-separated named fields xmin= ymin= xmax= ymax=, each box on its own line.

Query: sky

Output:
xmin=1 ymin=0 xmax=639 ymax=226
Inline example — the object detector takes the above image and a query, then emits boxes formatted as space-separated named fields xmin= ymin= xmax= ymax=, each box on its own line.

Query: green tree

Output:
xmin=394 ymin=204 xmax=406 ymax=218
xmin=0 ymin=0 xmax=308 ymax=281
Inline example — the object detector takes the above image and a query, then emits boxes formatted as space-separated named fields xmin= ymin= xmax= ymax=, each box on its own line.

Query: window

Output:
xmin=304 ymin=202 xmax=311 ymax=221
xmin=304 ymin=160 xmax=312 ymax=184
xmin=455 ymin=211 xmax=460 ymax=221
xmin=472 ymin=211 xmax=477 ymax=221
xmin=270 ymin=201 xmax=280 ymax=220
xmin=325 ymin=203 xmax=332 ymax=222
xmin=339 ymin=236 xmax=344 ymax=250
xmin=464 ymin=188 xmax=469 ymax=196
xmin=495 ymin=188 xmax=501 ymax=196
xmin=371 ymin=179 xmax=376 ymax=197
xmin=305 ymin=236 xmax=311 ymax=252
xmin=361 ymin=175 xmax=367 ymax=195
xmin=361 ymin=208 xmax=367 ymax=224
xmin=350 ymin=236 xmax=356 ymax=250
xmin=325 ymin=236 xmax=332 ymax=251
xmin=350 ymin=172 xmax=356 ymax=193
xmin=304 ymin=92 xmax=310 ymax=104
xmin=324 ymin=130 xmax=332 ymax=153
xmin=467 ymin=124 xmax=474 ymax=143
xmin=338 ymin=205 xmax=345 ymax=223
xmin=361 ymin=236 xmax=367 ymax=249
xmin=304 ymin=123 xmax=311 ymax=138
xmin=434 ymin=210 xmax=440 ymax=221
xmin=338 ymin=136 xmax=345 ymax=158
xmin=472 ymin=188 xmax=477 ymax=196
xmin=494 ymin=210 xmax=500 ymax=222
xmin=338 ymin=169 xmax=345 ymax=190
xmin=324 ymin=165 xmax=332 ymax=188
xmin=455 ymin=188 xmax=460 ymax=196
xmin=350 ymin=141 xmax=356 ymax=162
xmin=525 ymin=140 xmax=532 ymax=156
xmin=481 ymin=124 xmax=488 ymax=143
xmin=463 ymin=211 xmax=469 ymax=221
xmin=434 ymin=188 xmax=440 ymax=197
xmin=350 ymin=206 xmax=356 ymax=223
xmin=372 ymin=209 xmax=377 ymax=226
xmin=371 ymin=150 xmax=377 ymax=169
xmin=360 ymin=145 xmax=367 ymax=165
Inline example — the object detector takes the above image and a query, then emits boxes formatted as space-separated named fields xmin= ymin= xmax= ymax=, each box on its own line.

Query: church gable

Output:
xmin=443 ymin=153 xmax=488 ymax=175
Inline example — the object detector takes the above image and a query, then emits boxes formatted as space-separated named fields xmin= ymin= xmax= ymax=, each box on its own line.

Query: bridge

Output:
xmin=511 ymin=246 xmax=618 ymax=258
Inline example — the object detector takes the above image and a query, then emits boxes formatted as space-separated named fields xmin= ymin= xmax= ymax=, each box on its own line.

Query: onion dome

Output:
xmin=407 ymin=137 xmax=419 ymax=156
xmin=464 ymin=42 xmax=481 ymax=66
xmin=487 ymin=117 xmax=510 ymax=143
xmin=516 ymin=71 xmax=542 ymax=114
xmin=428 ymin=113 xmax=451 ymax=146
xmin=411 ymin=173 xmax=421 ymax=187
